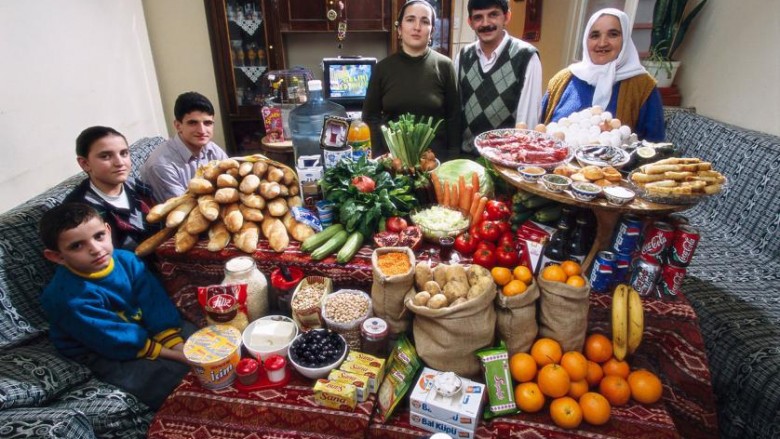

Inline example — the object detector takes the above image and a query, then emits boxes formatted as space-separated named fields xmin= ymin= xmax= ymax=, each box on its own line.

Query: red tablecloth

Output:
xmin=152 ymin=239 xmax=719 ymax=438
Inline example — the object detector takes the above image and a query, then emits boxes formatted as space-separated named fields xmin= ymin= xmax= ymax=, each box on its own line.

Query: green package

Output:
xmin=375 ymin=334 xmax=422 ymax=423
xmin=476 ymin=342 xmax=519 ymax=419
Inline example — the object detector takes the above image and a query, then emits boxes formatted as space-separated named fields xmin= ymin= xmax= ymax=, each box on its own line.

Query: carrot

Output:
xmin=442 ymin=181 xmax=450 ymax=207
xmin=431 ymin=172 xmax=442 ymax=203
xmin=461 ymin=184 xmax=473 ymax=214
xmin=471 ymin=172 xmax=480 ymax=196
xmin=449 ymin=182 xmax=459 ymax=209
xmin=458 ymin=176 xmax=469 ymax=212
xmin=474 ymin=196 xmax=488 ymax=223
xmin=469 ymin=192 xmax=481 ymax=221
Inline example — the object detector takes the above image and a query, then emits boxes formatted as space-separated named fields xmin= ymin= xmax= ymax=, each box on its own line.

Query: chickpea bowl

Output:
xmin=321 ymin=289 xmax=373 ymax=351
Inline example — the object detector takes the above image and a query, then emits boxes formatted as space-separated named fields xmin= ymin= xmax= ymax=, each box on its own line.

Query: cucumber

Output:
xmin=511 ymin=210 xmax=535 ymax=225
xmin=310 ymin=230 xmax=349 ymax=261
xmin=521 ymin=195 xmax=555 ymax=209
xmin=533 ymin=205 xmax=563 ymax=223
xmin=301 ymin=224 xmax=344 ymax=252
xmin=512 ymin=189 xmax=536 ymax=204
xmin=336 ymin=231 xmax=364 ymax=264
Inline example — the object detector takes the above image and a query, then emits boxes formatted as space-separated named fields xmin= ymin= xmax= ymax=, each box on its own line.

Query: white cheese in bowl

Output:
xmin=249 ymin=319 xmax=296 ymax=349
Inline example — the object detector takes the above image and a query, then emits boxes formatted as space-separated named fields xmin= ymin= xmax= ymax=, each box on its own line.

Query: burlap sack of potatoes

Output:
xmin=537 ymin=276 xmax=590 ymax=352
xmin=404 ymin=279 xmax=497 ymax=378
xmin=495 ymin=280 xmax=540 ymax=356
xmin=371 ymin=247 xmax=416 ymax=334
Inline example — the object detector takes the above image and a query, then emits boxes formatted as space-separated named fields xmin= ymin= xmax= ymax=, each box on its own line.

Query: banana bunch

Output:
xmin=611 ymin=284 xmax=644 ymax=360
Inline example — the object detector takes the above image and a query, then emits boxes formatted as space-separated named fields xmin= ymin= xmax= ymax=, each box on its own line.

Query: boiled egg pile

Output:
xmin=522 ymin=106 xmax=638 ymax=149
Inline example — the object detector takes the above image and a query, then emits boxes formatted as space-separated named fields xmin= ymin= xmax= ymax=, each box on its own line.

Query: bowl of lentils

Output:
xmin=288 ymin=329 xmax=347 ymax=379
xmin=321 ymin=289 xmax=372 ymax=351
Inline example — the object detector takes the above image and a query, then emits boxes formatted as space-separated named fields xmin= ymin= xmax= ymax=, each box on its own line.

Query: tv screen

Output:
xmin=322 ymin=57 xmax=376 ymax=108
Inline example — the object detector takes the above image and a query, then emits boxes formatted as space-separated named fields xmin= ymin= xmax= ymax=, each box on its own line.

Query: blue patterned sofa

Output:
xmin=0 ymin=137 xmax=165 ymax=438
xmin=665 ymin=111 xmax=780 ymax=439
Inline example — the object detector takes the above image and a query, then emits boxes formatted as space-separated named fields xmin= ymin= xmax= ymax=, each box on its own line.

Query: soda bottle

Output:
xmin=567 ymin=217 xmax=589 ymax=264
xmin=539 ymin=223 xmax=570 ymax=269
xmin=347 ymin=118 xmax=372 ymax=160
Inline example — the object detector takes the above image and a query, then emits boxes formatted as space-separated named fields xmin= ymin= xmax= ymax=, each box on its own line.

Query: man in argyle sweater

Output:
xmin=455 ymin=0 xmax=543 ymax=154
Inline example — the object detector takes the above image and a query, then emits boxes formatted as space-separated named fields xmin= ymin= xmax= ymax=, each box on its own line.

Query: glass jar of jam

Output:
xmin=360 ymin=318 xmax=389 ymax=358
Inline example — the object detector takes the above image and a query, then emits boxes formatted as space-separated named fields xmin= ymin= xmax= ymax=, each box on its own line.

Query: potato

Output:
xmin=433 ymin=264 xmax=449 ymax=287
xmin=467 ymin=264 xmax=492 ymax=286
xmin=445 ymin=265 xmax=468 ymax=285
xmin=443 ymin=281 xmax=468 ymax=303
xmin=467 ymin=282 xmax=491 ymax=300
xmin=450 ymin=297 xmax=467 ymax=307
xmin=427 ymin=294 xmax=448 ymax=309
xmin=423 ymin=280 xmax=441 ymax=295
xmin=414 ymin=263 xmax=433 ymax=290
xmin=413 ymin=291 xmax=431 ymax=307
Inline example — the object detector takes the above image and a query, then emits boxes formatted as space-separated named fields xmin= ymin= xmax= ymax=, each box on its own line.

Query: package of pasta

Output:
xmin=375 ymin=334 xmax=422 ymax=423
xmin=197 ymin=284 xmax=250 ymax=332
xmin=476 ymin=343 xmax=518 ymax=419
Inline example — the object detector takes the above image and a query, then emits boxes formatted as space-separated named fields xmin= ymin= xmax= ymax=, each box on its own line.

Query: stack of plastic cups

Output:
xmin=316 ymin=200 xmax=335 ymax=227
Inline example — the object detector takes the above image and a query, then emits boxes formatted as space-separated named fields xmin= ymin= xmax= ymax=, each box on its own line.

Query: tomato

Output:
xmin=485 ymin=200 xmax=511 ymax=221
xmin=495 ymin=242 xmax=520 ymax=267
xmin=470 ymin=221 xmax=482 ymax=238
xmin=351 ymin=175 xmax=376 ymax=193
xmin=386 ymin=216 xmax=408 ymax=233
xmin=498 ymin=231 xmax=515 ymax=247
xmin=454 ymin=232 xmax=479 ymax=255
xmin=477 ymin=241 xmax=496 ymax=252
xmin=398 ymin=226 xmax=422 ymax=250
xmin=477 ymin=221 xmax=501 ymax=242
xmin=472 ymin=248 xmax=496 ymax=269
xmin=496 ymin=220 xmax=511 ymax=235
xmin=373 ymin=231 xmax=400 ymax=248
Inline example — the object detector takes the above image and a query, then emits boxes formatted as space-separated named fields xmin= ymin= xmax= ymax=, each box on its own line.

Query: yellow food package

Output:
xmin=340 ymin=359 xmax=385 ymax=394
xmin=328 ymin=369 xmax=369 ymax=402
xmin=313 ymin=379 xmax=357 ymax=411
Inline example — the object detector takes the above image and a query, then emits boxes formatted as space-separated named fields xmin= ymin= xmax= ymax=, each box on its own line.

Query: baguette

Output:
xmin=238 ymin=161 xmax=254 ymax=177
xmin=223 ymin=203 xmax=244 ymax=233
xmin=147 ymin=194 xmax=192 ymax=223
xmin=266 ymin=166 xmax=284 ymax=183
xmin=215 ymin=187 xmax=240 ymax=204
xmin=202 ymin=161 xmax=222 ymax=181
xmin=184 ymin=204 xmax=211 ymax=235
xmin=267 ymin=198 xmax=289 ymax=217
xmin=252 ymin=161 xmax=268 ymax=177
xmin=282 ymin=212 xmax=314 ymax=242
xmin=261 ymin=216 xmax=289 ymax=252
xmin=259 ymin=181 xmax=281 ymax=199
xmin=174 ymin=225 xmax=198 ymax=253
xmin=225 ymin=167 xmax=240 ymax=178
xmin=207 ymin=222 xmax=230 ymax=252
xmin=282 ymin=167 xmax=296 ymax=185
xmin=217 ymin=174 xmax=239 ymax=188
xmin=218 ymin=158 xmax=240 ymax=171
xmin=287 ymin=195 xmax=303 ymax=208
xmin=233 ymin=221 xmax=259 ymax=253
xmin=239 ymin=174 xmax=261 ymax=194
xmin=197 ymin=195 xmax=220 ymax=221
xmin=134 ymin=226 xmax=176 ymax=257
xmin=288 ymin=184 xmax=300 ymax=196
xmin=188 ymin=178 xmax=215 ymax=195
xmin=238 ymin=204 xmax=264 ymax=222
xmin=165 ymin=197 xmax=198 ymax=228
xmin=239 ymin=193 xmax=266 ymax=210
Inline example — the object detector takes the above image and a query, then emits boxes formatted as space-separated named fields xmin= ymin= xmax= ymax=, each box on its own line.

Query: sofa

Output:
xmin=0 ymin=136 xmax=166 ymax=438
xmin=664 ymin=110 xmax=780 ymax=439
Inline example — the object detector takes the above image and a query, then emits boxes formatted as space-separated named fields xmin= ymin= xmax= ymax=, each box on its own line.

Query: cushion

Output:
xmin=0 ymin=341 xmax=91 ymax=410
xmin=0 ymin=407 xmax=95 ymax=439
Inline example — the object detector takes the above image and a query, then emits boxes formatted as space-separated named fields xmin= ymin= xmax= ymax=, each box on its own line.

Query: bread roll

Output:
xmin=238 ymin=204 xmax=264 ymax=222
xmin=223 ymin=203 xmax=244 ymax=233
xmin=207 ymin=222 xmax=230 ymax=252
xmin=201 ymin=161 xmax=222 ymax=182
xmin=188 ymin=178 xmax=215 ymax=195
xmin=226 ymin=168 xmax=239 ymax=178
xmin=135 ymin=226 xmax=176 ymax=257
xmin=267 ymin=198 xmax=288 ymax=217
xmin=165 ymin=197 xmax=197 ymax=228
xmin=197 ymin=195 xmax=220 ymax=221
xmin=184 ymin=204 xmax=211 ymax=235
xmin=215 ymin=187 xmax=240 ymax=204
xmin=174 ymin=225 xmax=198 ymax=253
xmin=291 ymin=223 xmax=315 ymax=242
xmin=239 ymin=174 xmax=261 ymax=194
xmin=233 ymin=222 xmax=259 ymax=253
xmin=287 ymin=195 xmax=303 ymax=208
xmin=288 ymin=184 xmax=300 ymax=196
xmin=266 ymin=166 xmax=284 ymax=183
xmin=147 ymin=194 xmax=192 ymax=223
xmin=238 ymin=161 xmax=254 ymax=177
xmin=218 ymin=158 xmax=240 ymax=171
xmin=259 ymin=181 xmax=281 ymax=199
xmin=252 ymin=161 xmax=268 ymax=177
xmin=217 ymin=174 xmax=239 ymax=188
xmin=261 ymin=216 xmax=289 ymax=252
xmin=282 ymin=167 xmax=296 ymax=185
xmin=239 ymin=193 xmax=266 ymax=210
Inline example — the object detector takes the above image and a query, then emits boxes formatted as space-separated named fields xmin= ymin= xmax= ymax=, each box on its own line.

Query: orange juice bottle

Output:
xmin=347 ymin=118 xmax=371 ymax=159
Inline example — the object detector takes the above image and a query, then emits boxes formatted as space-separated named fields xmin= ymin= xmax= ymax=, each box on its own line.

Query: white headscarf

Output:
xmin=569 ymin=8 xmax=647 ymax=109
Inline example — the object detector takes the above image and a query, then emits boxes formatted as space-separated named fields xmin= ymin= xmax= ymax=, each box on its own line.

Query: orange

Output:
xmin=514 ymin=382 xmax=545 ymax=413
xmin=513 ymin=265 xmax=533 ymax=284
xmin=531 ymin=338 xmax=563 ymax=366
xmin=586 ymin=360 xmax=605 ymax=387
xmin=541 ymin=264 xmax=567 ymax=283
xmin=561 ymin=260 xmax=582 ymax=277
xmin=549 ymin=396 xmax=583 ymax=429
xmin=579 ymin=392 xmax=611 ymax=426
xmin=602 ymin=358 xmax=630 ymax=379
xmin=509 ymin=352 xmax=537 ymax=383
xmin=560 ymin=351 xmax=588 ymax=381
xmin=568 ymin=379 xmax=589 ymax=399
xmin=599 ymin=375 xmax=631 ymax=406
xmin=503 ymin=279 xmax=528 ymax=296
xmin=537 ymin=364 xmax=571 ymax=398
xmin=627 ymin=370 xmax=663 ymax=404
xmin=491 ymin=267 xmax=513 ymax=286
xmin=566 ymin=275 xmax=587 ymax=288
xmin=584 ymin=333 xmax=613 ymax=363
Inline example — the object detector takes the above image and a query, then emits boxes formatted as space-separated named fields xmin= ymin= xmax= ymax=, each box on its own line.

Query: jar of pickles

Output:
xmin=222 ymin=256 xmax=268 ymax=321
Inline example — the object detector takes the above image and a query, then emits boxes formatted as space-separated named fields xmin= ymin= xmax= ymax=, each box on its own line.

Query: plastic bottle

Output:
xmin=289 ymin=80 xmax=347 ymax=159
xmin=347 ymin=118 xmax=372 ymax=160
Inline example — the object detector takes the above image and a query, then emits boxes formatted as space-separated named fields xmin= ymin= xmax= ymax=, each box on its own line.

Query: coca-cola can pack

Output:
xmin=668 ymin=225 xmax=700 ymax=266
xmin=657 ymin=264 xmax=687 ymax=298
xmin=630 ymin=256 xmax=661 ymax=296
xmin=639 ymin=221 xmax=675 ymax=264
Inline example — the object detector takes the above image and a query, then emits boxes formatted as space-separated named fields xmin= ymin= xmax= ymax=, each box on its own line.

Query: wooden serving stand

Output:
xmin=494 ymin=165 xmax=688 ymax=270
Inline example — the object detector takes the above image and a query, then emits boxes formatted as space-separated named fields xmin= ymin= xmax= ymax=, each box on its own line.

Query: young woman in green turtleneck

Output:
xmin=362 ymin=0 xmax=461 ymax=161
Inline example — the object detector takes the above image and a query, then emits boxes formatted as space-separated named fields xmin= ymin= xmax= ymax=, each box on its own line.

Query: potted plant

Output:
xmin=642 ymin=0 xmax=709 ymax=87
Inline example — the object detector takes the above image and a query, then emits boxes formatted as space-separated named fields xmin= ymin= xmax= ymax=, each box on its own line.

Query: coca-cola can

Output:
xmin=639 ymin=221 xmax=675 ymax=264
xmin=630 ymin=257 xmax=661 ymax=296
xmin=588 ymin=251 xmax=616 ymax=294
xmin=658 ymin=263 xmax=687 ymax=298
xmin=669 ymin=225 xmax=700 ymax=266
xmin=611 ymin=214 xmax=643 ymax=254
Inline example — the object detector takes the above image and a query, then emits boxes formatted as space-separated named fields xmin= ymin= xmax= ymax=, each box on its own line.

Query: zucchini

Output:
xmin=533 ymin=205 xmax=563 ymax=223
xmin=336 ymin=231 xmax=364 ymax=264
xmin=512 ymin=189 xmax=536 ymax=204
xmin=521 ymin=195 xmax=555 ymax=209
xmin=310 ymin=230 xmax=349 ymax=261
xmin=511 ymin=210 xmax=535 ymax=225
xmin=301 ymin=224 xmax=344 ymax=252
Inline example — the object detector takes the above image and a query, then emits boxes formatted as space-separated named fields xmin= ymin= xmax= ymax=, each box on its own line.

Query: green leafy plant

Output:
xmin=648 ymin=0 xmax=709 ymax=62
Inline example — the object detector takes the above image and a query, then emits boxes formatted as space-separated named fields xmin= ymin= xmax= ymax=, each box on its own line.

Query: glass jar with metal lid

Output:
xmin=222 ymin=256 xmax=268 ymax=321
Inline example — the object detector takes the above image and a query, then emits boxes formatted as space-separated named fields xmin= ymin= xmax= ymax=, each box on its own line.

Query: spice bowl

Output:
xmin=541 ymin=174 xmax=572 ymax=193
xmin=570 ymin=181 xmax=602 ymax=202
xmin=604 ymin=186 xmax=636 ymax=205
xmin=242 ymin=315 xmax=299 ymax=361
xmin=517 ymin=165 xmax=546 ymax=183
xmin=288 ymin=329 xmax=348 ymax=379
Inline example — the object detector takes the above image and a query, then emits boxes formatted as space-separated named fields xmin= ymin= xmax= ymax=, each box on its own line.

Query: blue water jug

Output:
xmin=289 ymin=80 xmax=347 ymax=159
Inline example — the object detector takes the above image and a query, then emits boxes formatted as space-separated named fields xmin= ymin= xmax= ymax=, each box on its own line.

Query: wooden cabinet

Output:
xmin=274 ymin=0 xmax=391 ymax=32
xmin=205 ymin=0 xmax=284 ymax=154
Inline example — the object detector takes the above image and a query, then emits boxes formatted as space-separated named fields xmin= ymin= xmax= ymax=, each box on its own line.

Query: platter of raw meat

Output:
xmin=474 ymin=129 xmax=572 ymax=170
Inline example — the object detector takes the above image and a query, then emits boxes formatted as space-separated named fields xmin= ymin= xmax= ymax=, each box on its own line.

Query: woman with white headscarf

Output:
xmin=541 ymin=8 xmax=665 ymax=141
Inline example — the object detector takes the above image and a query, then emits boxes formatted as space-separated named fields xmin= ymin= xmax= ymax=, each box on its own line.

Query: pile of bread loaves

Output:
xmin=135 ymin=156 xmax=315 ymax=256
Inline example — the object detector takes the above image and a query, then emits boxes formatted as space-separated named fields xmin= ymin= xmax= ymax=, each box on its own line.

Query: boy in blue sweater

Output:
xmin=39 ymin=202 xmax=195 ymax=410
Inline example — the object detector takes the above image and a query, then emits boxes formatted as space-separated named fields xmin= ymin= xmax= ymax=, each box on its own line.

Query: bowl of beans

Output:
xmin=321 ymin=289 xmax=372 ymax=350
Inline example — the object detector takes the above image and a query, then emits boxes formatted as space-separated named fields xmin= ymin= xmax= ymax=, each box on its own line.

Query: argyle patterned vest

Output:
xmin=459 ymin=39 xmax=537 ymax=152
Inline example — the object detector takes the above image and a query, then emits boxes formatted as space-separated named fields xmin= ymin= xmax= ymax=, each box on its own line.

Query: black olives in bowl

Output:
xmin=288 ymin=329 xmax=348 ymax=379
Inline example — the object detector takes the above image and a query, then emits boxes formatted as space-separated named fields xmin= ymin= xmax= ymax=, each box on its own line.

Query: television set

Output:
xmin=322 ymin=57 xmax=377 ymax=111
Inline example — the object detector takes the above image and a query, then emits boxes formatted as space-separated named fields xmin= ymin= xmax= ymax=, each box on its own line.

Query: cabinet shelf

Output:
xmin=230 ymin=17 xmax=263 ymax=35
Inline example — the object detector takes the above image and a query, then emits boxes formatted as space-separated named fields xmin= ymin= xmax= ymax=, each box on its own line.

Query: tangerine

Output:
xmin=568 ymin=379 xmax=589 ymax=399
xmin=586 ymin=360 xmax=605 ymax=387
xmin=550 ymin=396 xmax=583 ymax=429
xmin=561 ymin=260 xmax=582 ymax=277
xmin=513 ymin=265 xmax=533 ymax=284
xmin=541 ymin=264 xmax=567 ymax=283
xmin=579 ymin=392 xmax=611 ymax=426
xmin=538 ymin=364 xmax=571 ymax=398
xmin=491 ymin=267 xmax=513 ymax=286
xmin=514 ymin=382 xmax=545 ymax=413
xmin=566 ymin=275 xmax=587 ymax=288
xmin=509 ymin=352 xmax=537 ymax=383
xmin=531 ymin=338 xmax=563 ymax=366
xmin=602 ymin=357 xmax=630 ymax=379
xmin=503 ymin=279 xmax=528 ymax=296
xmin=599 ymin=375 xmax=631 ymax=406
xmin=560 ymin=351 xmax=588 ymax=381
xmin=627 ymin=369 xmax=663 ymax=404
xmin=584 ymin=333 xmax=613 ymax=363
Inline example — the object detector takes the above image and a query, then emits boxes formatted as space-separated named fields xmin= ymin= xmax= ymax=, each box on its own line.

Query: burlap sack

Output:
xmin=495 ymin=281 xmax=540 ymax=356
xmin=371 ymin=247 xmax=416 ymax=334
xmin=405 ymin=280 xmax=497 ymax=378
xmin=537 ymin=276 xmax=590 ymax=352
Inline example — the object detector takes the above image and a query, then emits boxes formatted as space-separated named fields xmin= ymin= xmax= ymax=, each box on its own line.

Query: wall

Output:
xmin=675 ymin=0 xmax=780 ymax=136
xmin=0 ymin=0 xmax=166 ymax=213
xmin=284 ymin=33 xmax=388 ymax=81
xmin=142 ymin=0 xmax=225 ymax=146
